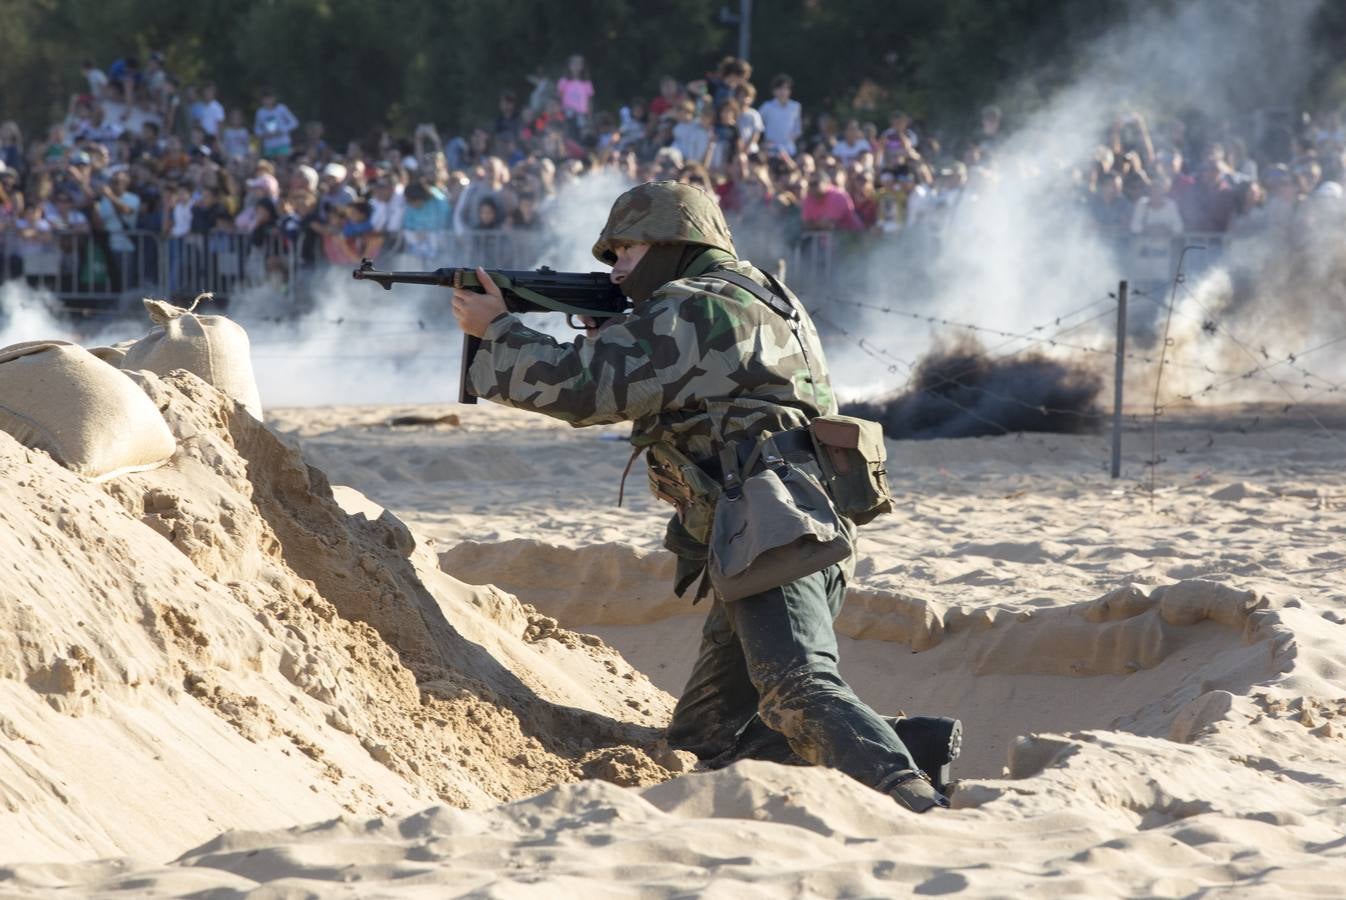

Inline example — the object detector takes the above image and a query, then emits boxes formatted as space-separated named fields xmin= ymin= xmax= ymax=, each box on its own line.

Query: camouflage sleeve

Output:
xmin=467 ymin=295 xmax=713 ymax=426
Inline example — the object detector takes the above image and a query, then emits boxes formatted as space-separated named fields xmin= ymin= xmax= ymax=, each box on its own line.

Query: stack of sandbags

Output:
xmin=0 ymin=341 xmax=176 ymax=480
xmin=122 ymin=298 xmax=262 ymax=419
xmin=87 ymin=340 xmax=138 ymax=366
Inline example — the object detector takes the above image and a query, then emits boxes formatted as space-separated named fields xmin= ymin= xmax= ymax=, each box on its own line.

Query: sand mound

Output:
xmin=6 ymin=399 xmax=1346 ymax=895
xmin=0 ymin=372 xmax=685 ymax=864
xmin=7 ymin=708 xmax=1344 ymax=898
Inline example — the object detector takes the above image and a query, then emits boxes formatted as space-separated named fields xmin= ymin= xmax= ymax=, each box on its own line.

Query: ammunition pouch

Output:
xmin=646 ymin=441 xmax=722 ymax=545
xmin=808 ymin=414 xmax=893 ymax=525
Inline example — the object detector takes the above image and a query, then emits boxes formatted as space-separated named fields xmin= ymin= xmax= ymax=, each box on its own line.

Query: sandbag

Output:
xmin=122 ymin=298 xmax=262 ymax=419
xmin=0 ymin=341 xmax=176 ymax=480
xmin=87 ymin=339 xmax=138 ymax=366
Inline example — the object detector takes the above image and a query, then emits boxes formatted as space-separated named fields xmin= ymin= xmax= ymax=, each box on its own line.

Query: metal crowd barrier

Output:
xmin=0 ymin=229 xmax=300 ymax=312
xmin=0 ymin=223 xmax=1246 ymax=318
xmin=1118 ymin=231 xmax=1230 ymax=288
xmin=791 ymin=230 xmax=835 ymax=290
xmin=1 ymin=229 xmax=163 ymax=310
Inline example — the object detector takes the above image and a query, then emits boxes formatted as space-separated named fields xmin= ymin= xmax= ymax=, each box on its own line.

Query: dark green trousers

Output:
xmin=666 ymin=563 xmax=919 ymax=793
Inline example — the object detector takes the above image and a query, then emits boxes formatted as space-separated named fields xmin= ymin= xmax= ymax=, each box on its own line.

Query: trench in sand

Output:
xmin=440 ymin=542 xmax=1273 ymax=781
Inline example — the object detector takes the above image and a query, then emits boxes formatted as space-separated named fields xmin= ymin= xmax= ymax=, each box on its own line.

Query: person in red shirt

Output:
xmin=648 ymin=75 xmax=684 ymax=120
xmin=846 ymin=165 xmax=878 ymax=228
xmin=801 ymin=172 xmax=864 ymax=230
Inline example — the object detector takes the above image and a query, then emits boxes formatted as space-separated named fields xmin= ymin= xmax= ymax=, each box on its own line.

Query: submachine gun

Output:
xmin=353 ymin=258 xmax=628 ymax=404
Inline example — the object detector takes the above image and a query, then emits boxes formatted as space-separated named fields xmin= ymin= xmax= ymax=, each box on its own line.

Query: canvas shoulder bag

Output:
xmin=707 ymin=432 xmax=853 ymax=602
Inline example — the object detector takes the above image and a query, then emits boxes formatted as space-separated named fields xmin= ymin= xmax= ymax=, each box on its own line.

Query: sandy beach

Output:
xmin=2 ymin=375 xmax=1344 ymax=897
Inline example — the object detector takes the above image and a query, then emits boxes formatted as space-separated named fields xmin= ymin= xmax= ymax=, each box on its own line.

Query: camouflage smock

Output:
xmin=466 ymin=248 xmax=840 ymax=583
xmin=468 ymin=251 xmax=834 ymax=452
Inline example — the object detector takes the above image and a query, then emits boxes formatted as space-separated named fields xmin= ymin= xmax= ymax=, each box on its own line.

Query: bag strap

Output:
xmin=718 ymin=444 xmax=742 ymax=496
xmin=701 ymin=269 xmax=799 ymax=323
xmin=721 ymin=431 xmax=787 ymax=496
xmin=487 ymin=272 xmax=621 ymax=319
xmin=702 ymin=266 xmax=821 ymax=407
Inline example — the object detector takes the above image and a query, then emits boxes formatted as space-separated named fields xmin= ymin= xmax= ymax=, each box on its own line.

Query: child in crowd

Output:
xmin=618 ymin=98 xmax=648 ymax=151
xmin=876 ymin=170 xmax=906 ymax=233
xmin=648 ymin=76 xmax=684 ymax=119
xmin=833 ymin=120 xmax=871 ymax=166
xmin=254 ymin=89 xmax=299 ymax=159
xmin=735 ymin=83 xmax=763 ymax=154
xmin=880 ymin=111 xmax=919 ymax=167
xmin=556 ymin=55 xmax=594 ymax=129
xmin=221 ymin=109 xmax=251 ymax=162
xmin=509 ymin=192 xmax=541 ymax=229
xmin=759 ymin=74 xmax=802 ymax=157
xmin=709 ymin=100 xmax=740 ymax=171
xmin=476 ymin=196 xmax=502 ymax=230
xmin=323 ymin=199 xmax=379 ymax=263
xmin=672 ymin=100 xmax=710 ymax=167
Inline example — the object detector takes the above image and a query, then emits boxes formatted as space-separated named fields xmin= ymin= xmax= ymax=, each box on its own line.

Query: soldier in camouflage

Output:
xmin=451 ymin=181 xmax=949 ymax=812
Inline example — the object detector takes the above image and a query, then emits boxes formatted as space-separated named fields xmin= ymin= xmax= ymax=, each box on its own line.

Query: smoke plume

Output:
xmin=842 ymin=338 xmax=1104 ymax=440
xmin=825 ymin=0 xmax=1335 ymax=414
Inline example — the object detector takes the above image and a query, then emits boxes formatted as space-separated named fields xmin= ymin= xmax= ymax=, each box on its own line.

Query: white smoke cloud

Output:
xmin=0 ymin=281 xmax=141 ymax=349
xmin=0 ymin=172 xmax=634 ymax=410
xmin=826 ymin=0 xmax=1336 ymax=411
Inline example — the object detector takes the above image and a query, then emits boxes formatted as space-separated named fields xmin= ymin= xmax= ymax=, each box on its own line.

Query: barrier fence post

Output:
xmin=1111 ymin=280 xmax=1128 ymax=479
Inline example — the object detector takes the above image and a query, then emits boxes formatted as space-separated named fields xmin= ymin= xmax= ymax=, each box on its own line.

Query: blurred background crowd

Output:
xmin=3 ymin=0 xmax=1346 ymax=304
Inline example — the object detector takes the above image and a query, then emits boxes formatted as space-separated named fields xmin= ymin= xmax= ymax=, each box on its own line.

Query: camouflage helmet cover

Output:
xmin=592 ymin=180 xmax=737 ymax=265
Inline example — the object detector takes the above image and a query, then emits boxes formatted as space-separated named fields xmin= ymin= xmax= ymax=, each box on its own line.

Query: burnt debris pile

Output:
xmin=843 ymin=339 xmax=1104 ymax=440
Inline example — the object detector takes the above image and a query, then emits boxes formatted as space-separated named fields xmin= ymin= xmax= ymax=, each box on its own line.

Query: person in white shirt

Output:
xmin=193 ymin=83 xmax=226 ymax=137
xmin=1130 ymin=174 xmax=1183 ymax=284
xmin=164 ymin=183 xmax=194 ymax=292
xmin=12 ymin=202 xmax=56 ymax=267
xmin=833 ymin=119 xmax=871 ymax=166
xmin=671 ymin=101 xmax=711 ymax=167
xmin=1130 ymin=174 xmax=1183 ymax=235
xmin=81 ymin=60 xmax=109 ymax=99
xmin=221 ymin=109 xmax=251 ymax=161
xmin=904 ymin=165 xmax=939 ymax=229
xmin=45 ymin=193 xmax=90 ymax=234
xmin=81 ymin=104 xmax=124 ymax=146
xmin=167 ymin=184 xmax=194 ymax=238
xmin=369 ymin=177 xmax=405 ymax=234
xmin=735 ymin=83 xmax=764 ymax=154
xmin=254 ymin=90 xmax=300 ymax=159
xmin=759 ymin=74 xmax=802 ymax=157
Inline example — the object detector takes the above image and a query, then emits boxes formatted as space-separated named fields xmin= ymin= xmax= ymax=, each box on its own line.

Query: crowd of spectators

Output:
xmin=2 ymin=48 xmax=1345 ymax=297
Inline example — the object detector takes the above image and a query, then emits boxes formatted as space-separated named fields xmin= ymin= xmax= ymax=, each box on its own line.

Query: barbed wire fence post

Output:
xmin=1111 ymin=280 xmax=1128 ymax=479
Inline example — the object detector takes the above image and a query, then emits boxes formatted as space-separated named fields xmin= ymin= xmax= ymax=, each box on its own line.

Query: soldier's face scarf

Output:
xmin=620 ymin=244 xmax=732 ymax=302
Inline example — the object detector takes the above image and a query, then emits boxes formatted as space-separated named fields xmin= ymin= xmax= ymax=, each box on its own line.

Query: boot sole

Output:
xmin=894 ymin=716 xmax=962 ymax=794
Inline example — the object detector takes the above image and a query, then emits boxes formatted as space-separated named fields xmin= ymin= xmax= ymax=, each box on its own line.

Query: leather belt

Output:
xmin=696 ymin=426 xmax=815 ymax=483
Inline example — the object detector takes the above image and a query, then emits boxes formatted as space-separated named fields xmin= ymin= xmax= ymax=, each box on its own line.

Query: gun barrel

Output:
xmin=352 ymin=265 xmax=456 ymax=290
xmin=351 ymin=259 xmax=631 ymax=405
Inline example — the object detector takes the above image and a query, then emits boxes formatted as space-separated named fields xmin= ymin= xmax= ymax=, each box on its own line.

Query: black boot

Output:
xmin=892 ymin=716 xmax=962 ymax=794
xmin=879 ymin=768 xmax=950 ymax=813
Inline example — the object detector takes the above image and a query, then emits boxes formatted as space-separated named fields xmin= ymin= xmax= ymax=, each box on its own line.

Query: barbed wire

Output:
xmin=827 ymin=296 xmax=1120 ymax=358
xmin=823 ymin=292 xmax=1322 ymax=390
xmin=813 ymin=306 xmax=1113 ymax=446
xmin=35 ymin=287 xmax=1342 ymax=399
xmin=1137 ymin=289 xmax=1346 ymax=406
xmin=1137 ymin=282 xmax=1346 ymax=448
xmin=13 ymin=277 xmax=1346 ymax=467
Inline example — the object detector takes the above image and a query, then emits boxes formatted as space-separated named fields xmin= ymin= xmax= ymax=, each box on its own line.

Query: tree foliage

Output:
xmin=2 ymin=0 xmax=1344 ymax=146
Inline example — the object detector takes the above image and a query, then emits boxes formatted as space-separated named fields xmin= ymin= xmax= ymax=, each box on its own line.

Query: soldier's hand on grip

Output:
xmin=450 ymin=266 xmax=508 ymax=337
